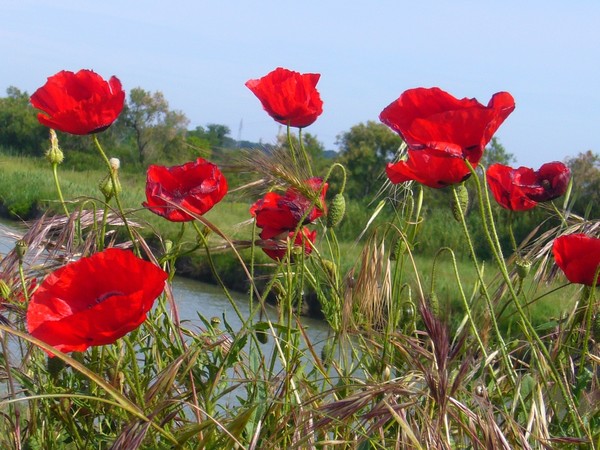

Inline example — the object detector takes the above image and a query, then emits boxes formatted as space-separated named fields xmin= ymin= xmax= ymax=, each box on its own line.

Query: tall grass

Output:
xmin=0 ymin=147 xmax=598 ymax=449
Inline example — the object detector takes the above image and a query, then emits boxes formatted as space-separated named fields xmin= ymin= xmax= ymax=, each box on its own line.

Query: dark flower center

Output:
xmin=89 ymin=290 xmax=125 ymax=308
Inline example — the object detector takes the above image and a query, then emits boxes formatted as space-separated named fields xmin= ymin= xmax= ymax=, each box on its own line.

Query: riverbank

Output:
xmin=0 ymin=154 xmax=575 ymax=329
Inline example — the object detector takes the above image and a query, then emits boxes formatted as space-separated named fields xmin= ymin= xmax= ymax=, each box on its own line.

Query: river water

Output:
xmin=0 ymin=222 xmax=330 ymax=348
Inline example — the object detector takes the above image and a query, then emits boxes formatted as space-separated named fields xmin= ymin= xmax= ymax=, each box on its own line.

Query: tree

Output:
xmin=481 ymin=137 xmax=515 ymax=168
xmin=336 ymin=121 xmax=403 ymax=199
xmin=566 ymin=150 xmax=600 ymax=217
xmin=0 ymin=87 xmax=47 ymax=155
xmin=276 ymin=131 xmax=328 ymax=175
xmin=121 ymin=88 xmax=189 ymax=164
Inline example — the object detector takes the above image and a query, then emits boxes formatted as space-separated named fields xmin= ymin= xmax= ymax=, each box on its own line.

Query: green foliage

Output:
xmin=0 ymin=87 xmax=47 ymax=155
xmin=334 ymin=121 xmax=403 ymax=198
xmin=566 ymin=149 xmax=600 ymax=217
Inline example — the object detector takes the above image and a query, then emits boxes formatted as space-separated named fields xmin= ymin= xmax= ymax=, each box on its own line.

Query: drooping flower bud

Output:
xmin=45 ymin=129 xmax=64 ymax=165
xmin=326 ymin=193 xmax=346 ymax=228
xmin=99 ymin=157 xmax=122 ymax=200
xmin=451 ymin=183 xmax=469 ymax=221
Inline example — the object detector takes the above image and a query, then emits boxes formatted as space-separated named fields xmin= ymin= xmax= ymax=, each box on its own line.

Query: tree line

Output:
xmin=1 ymin=85 xmax=598 ymax=217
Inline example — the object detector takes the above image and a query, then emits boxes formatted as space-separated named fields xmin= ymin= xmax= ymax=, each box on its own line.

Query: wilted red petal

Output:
xmin=379 ymin=87 xmax=515 ymax=164
xmin=143 ymin=157 xmax=228 ymax=222
xmin=524 ymin=162 xmax=571 ymax=202
xmin=26 ymin=248 xmax=168 ymax=354
xmin=553 ymin=234 xmax=600 ymax=286
xmin=486 ymin=164 xmax=538 ymax=211
xmin=487 ymin=161 xmax=570 ymax=211
xmin=30 ymin=69 xmax=125 ymax=135
xmin=246 ymin=67 xmax=323 ymax=128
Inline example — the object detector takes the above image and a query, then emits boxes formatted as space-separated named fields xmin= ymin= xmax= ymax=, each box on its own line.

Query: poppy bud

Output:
xmin=45 ymin=129 xmax=64 ymax=165
xmin=401 ymin=301 xmax=416 ymax=325
xmin=516 ymin=258 xmax=532 ymax=280
xmin=390 ymin=236 xmax=408 ymax=261
xmin=99 ymin=158 xmax=122 ymax=200
xmin=451 ymin=183 xmax=469 ymax=221
xmin=321 ymin=259 xmax=338 ymax=281
xmin=428 ymin=291 xmax=440 ymax=317
xmin=326 ymin=194 xmax=346 ymax=228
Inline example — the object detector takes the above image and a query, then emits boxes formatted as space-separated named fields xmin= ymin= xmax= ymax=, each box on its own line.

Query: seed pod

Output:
xmin=326 ymin=193 xmax=346 ymax=228
xmin=516 ymin=258 xmax=532 ymax=280
xmin=451 ymin=183 xmax=469 ymax=221
xmin=15 ymin=239 xmax=28 ymax=263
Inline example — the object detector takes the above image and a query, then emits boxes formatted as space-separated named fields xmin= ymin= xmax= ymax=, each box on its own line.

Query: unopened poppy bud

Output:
xmin=210 ymin=316 xmax=221 ymax=327
xmin=451 ymin=183 xmax=469 ymax=221
xmin=428 ymin=291 xmax=440 ymax=317
xmin=401 ymin=301 xmax=416 ymax=324
xmin=45 ymin=129 xmax=64 ymax=165
xmin=99 ymin=173 xmax=122 ymax=200
xmin=321 ymin=259 xmax=338 ymax=280
xmin=15 ymin=239 xmax=28 ymax=262
xmin=326 ymin=193 xmax=346 ymax=228
xmin=516 ymin=258 xmax=532 ymax=280
xmin=390 ymin=236 xmax=407 ymax=261
xmin=164 ymin=239 xmax=173 ymax=254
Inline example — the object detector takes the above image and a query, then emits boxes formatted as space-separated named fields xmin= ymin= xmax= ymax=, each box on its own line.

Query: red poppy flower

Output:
xmin=245 ymin=67 xmax=323 ymax=128
xmin=524 ymin=162 xmax=571 ymax=202
xmin=250 ymin=178 xmax=327 ymax=239
xmin=261 ymin=227 xmax=317 ymax=261
xmin=30 ymin=69 xmax=125 ymax=135
xmin=386 ymin=149 xmax=474 ymax=189
xmin=486 ymin=162 xmax=570 ymax=211
xmin=380 ymin=87 xmax=515 ymax=164
xmin=26 ymin=248 xmax=168 ymax=354
xmin=143 ymin=157 xmax=228 ymax=222
xmin=486 ymin=164 xmax=539 ymax=211
xmin=552 ymin=234 xmax=600 ymax=286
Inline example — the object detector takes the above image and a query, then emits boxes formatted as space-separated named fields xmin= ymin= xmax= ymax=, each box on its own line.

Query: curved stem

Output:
xmin=465 ymin=161 xmax=584 ymax=436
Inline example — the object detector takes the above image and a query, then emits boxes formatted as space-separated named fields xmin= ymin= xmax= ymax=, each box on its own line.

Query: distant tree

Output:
xmin=481 ymin=137 xmax=516 ymax=168
xmin=0 ymin=86 xmax=47 ymax=155
xmin=565 ymin=150 xmax=600 ymax=217
xmin=187 ymin=123 xmax=234 ymax=152
xmin=121 ymin=88 xmax=189 ymax=164
xmin=336 ymin=121 xmax=403 ymax=199
xmin=277 ymin=131 xmax=328 ymax=175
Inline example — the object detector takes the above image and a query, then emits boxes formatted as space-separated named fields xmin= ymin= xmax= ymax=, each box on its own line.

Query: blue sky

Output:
xmin=1 ymin=0 xmax=599 ymax=167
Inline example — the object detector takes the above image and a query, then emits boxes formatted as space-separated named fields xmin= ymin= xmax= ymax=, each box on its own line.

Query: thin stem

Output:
xmin=466 ymin=161 xmax=584 ymax=436
xmin=92 ymin=135 xmax=138 ymax=253
xmin=51 ymin=162 xmax=70 ymax=217
xmin=298 ymin=128 xmax=313 ymax=176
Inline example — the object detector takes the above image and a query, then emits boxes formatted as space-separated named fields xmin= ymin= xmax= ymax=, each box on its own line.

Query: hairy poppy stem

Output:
xmin=297 ymin=128 xmax=313 ymax=177
xmin=465 ymin=161 xmax=586 ymax=437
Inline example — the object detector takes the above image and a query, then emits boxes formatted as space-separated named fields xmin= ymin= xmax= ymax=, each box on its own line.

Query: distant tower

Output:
xmin=237 ymin=118 xmax=243 ymax=147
